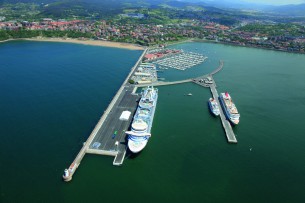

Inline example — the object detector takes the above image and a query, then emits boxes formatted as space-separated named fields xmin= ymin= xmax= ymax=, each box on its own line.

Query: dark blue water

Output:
xmin=1 ymin=40 xmax=305 ymax=203
xmin=0 ymin=41 xmax=142 ymax=202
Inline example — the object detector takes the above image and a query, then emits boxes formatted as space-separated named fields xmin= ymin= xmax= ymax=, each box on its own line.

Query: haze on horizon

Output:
xmin=242 ymin=0 xmax=305 ymax=5
xmin=205 ymin=0 xmax=305 ymax=5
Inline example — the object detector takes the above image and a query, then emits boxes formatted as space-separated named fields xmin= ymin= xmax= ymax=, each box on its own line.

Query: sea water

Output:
xmin=1 ymin=41 xmax=305 ymax=202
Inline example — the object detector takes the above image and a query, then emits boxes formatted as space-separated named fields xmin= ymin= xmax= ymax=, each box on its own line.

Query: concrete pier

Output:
xmin=135 ymin=60 xmax=237 ymax=143
xmin=63 ymin=54 xmax=237 ymax=182
xmin=87 ymin=86 xmax=140 ymax=163
xmin=209 ymin=80 xmax=238 ymax=143
xmin=135 ymin=78 xmax=192 ymax=87
xmin=192 ymin=61 xmax=237 ymax=143
xmin=63 ymin=48 xmax=148 ymax=182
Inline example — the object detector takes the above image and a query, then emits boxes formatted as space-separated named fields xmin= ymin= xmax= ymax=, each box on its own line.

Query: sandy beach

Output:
xmin=1 ymin=37 xmax=145 ymax=50
xmin=0 ymin=39 xmax=15 ymax=43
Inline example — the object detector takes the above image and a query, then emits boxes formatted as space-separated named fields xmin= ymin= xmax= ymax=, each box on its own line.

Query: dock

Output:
xmin=209 ymin=80 xmax=238 ymax=143
xmin=63 ymin=48 xmax=148 ymax=182
xmin=193 ymin=61 xmax=237 ymax=143
xmin=88 ymin=85 xmax=140 ymax=165
xmin=135 ymin=60 xmax=238 ymax=143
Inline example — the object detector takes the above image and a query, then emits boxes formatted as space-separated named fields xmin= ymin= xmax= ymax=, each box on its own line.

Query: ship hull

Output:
xmin=219 ymin=95 xmax=239 ymax=125
xmin=127 ymin=87 xmax=158 ymax=153
xmin=208 ymin=100 xmax=220 ymax=116
xmin=128 ymin=139 xmax=148 ymax=153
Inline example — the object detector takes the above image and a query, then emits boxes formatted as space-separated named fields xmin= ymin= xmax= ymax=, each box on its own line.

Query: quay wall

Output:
xmin=66 ymin=48 xmax=148 ymax=178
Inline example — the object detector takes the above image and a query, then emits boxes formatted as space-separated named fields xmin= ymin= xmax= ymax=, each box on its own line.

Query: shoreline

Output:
xmin=1 ymin=37 xmax=303 ymax=54
xmin=0 ymin=39 xmax=16 ymax=43
xmin=161 ymin=38 xmax=304 ymax=55
xmin=190 ymin=38 xmax=305 ymax=55
xmin=0 ymin=37 xmax=145 ymax=50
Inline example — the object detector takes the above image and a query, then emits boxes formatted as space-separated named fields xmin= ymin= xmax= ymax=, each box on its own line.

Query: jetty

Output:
xmin=135 ymin=60 xmax=237 ymax=143
xmin=209 ymin=78 xmax=237 ymax=143
xmin=135 ymin=78 xmax=192 ymax=87
xmin=63 ymin=49 xmax=148 ymax=182
xmin=193 ymin=61 xmax=237 ymax=143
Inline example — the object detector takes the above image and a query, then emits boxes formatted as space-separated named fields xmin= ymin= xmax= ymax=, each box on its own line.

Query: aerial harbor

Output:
xmin=62 ymin=44 xmax=240 ymax=182
xmin=2 ymin=35 xmax=305 ymax=203
xmin=1 ymin=0 xmax=305 ymax=202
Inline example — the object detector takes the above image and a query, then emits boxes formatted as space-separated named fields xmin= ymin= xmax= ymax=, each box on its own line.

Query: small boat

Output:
xmin=187 ymin=93 xmax=192 ymax=96
xmin=208 ymin=98 xmax=220 ymax=116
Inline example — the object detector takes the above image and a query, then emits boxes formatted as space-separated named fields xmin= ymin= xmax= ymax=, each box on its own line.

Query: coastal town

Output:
xmin=1 ymin=17 xmax=305 ymax=53
xmin=1 ymin=1 xmax=305 ymax=54
xmin=2 ymin=0 xmax=305 ymax=202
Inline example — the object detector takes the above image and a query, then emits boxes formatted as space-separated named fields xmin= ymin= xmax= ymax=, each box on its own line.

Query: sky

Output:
xmin=242 ymin=0 xmax=305 ymax=5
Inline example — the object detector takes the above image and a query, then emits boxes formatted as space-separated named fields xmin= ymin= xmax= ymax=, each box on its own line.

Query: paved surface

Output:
xmin=209 ymin=60 xmax=223 ymax=76
xmin=192 ymin=80 xmax=210 ymax=87
xmin=64 ymin=49 xmax=148 ymax=182
xmin=135 ymin=79 xmax=192 ymax=87
xmin=89 ymin=86 xmax=140 ymax=155
xmin=135 ymin=60 xmax=223 ymax=88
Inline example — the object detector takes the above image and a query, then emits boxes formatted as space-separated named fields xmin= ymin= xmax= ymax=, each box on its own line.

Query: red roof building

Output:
xmin=144 ymin=54 xmax=157 ymax=61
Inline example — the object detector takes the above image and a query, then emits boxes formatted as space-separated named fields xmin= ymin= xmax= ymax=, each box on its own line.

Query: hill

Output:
xmin=265 ymin=4 xmax=305 ymax=16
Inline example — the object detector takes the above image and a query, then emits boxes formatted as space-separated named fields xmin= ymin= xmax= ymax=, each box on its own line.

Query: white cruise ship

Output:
xmin=208 ymin=98 xmax=220 ymax=116
xmin=126 ymin=86 xmax=158 ymax=153
xmin=219 ymin=92 xmax=240 ymax=125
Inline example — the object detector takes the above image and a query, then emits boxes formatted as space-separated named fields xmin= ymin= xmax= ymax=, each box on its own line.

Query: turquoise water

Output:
xmin=1 ymin=41 xmax=305 ymax=202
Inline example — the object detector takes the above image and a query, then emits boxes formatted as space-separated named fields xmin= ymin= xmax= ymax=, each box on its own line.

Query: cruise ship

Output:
xmin=219 ymin=92 xmax=240 ymax=125
xmin=126 ymin=86 xmax=158 ymax=153
xmin=208 ymin=98 xmax=220 ymax=116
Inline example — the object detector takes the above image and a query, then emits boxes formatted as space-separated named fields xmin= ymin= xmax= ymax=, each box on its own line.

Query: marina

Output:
xmin=154 ymin=52 xmax=208 ymax=70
